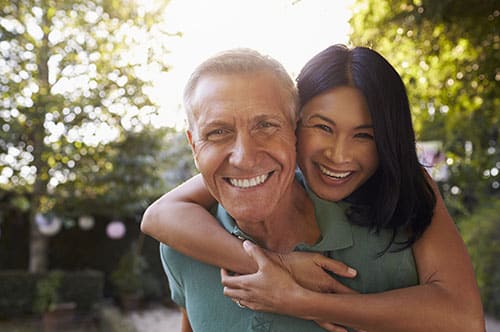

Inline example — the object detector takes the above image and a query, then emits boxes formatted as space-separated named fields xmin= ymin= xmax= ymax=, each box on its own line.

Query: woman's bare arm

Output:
xmin=141 ymin=174 xmax=356 ymax=288
xmin=141 ymin=174 xmax=257 ymax=273
xmin=222 ymin=180 xmax=485 ymax=332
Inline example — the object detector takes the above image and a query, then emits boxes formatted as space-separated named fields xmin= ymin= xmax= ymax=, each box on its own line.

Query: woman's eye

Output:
xmin=314 ymin=124 xmax=332 ymax=133
xmin=355 ymin=132 xmax=374 ymax=140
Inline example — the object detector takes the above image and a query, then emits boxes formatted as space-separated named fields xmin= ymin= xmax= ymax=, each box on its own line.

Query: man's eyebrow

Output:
xmin=198 ymin=120 xmax=231 ymax=132
xmin=200 ymin=119 xmax=231 ymax=127
xmin=253 ymin=113 xmax=284 ymax=121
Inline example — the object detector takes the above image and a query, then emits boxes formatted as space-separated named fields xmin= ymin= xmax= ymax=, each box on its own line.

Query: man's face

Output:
xmin=187 ymin=72 xmax=297 ymax=223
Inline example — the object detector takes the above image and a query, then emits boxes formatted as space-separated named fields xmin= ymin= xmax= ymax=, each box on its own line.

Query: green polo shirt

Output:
xmin=301 ymin=185 xmax=418 ymax=294
xmin=160 ymin=177 xmax=418 ymax=331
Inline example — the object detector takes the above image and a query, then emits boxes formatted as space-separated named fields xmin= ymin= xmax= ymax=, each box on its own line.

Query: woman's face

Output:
xmin=297 ymin=86 xmax=379 ymax=202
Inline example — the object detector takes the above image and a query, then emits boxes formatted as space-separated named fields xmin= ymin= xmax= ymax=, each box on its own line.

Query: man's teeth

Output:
xmin=319 ymin=165 xmax=351 ymax=179
xmin=229 ymin=174 xmax=268 ymax=188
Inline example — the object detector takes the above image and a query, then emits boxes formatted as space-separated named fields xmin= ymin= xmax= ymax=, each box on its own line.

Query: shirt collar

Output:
xmin=213 ymin=175 xmax=354 ymax=252
xmin=214 ymin=205 xmax=256 ymax=242
xmin=297 ymin=183 xmax=354 ymax=252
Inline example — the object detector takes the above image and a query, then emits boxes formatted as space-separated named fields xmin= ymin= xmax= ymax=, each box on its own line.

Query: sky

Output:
xmin=148 ymin=0 xmax=355 ymax=129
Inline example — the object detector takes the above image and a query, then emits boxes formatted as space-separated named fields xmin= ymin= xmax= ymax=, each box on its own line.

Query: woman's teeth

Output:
xmin=319 ymin=165 xmax=352 ymax=179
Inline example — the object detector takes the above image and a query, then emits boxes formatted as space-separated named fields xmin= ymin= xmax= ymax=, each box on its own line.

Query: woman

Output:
xmin=142 ymin=45 xmax=484 ymax=331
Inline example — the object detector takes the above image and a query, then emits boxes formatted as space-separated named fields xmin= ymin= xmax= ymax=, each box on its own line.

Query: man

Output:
xmin=158 ymin=49 xmax=342 ymax=331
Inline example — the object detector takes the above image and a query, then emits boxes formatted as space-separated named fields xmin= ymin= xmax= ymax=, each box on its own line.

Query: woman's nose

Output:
xmin=324 ymin=139 xmax=351 ymax=163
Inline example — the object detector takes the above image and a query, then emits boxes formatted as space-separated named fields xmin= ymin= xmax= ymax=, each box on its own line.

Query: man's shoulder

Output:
xmin=159 ymin=243 xmax=221 ymax=294
xmin=160 ymin=243 xmax=203 ymax=266
xmin=159 ymin=243 xmax=188 ymax=271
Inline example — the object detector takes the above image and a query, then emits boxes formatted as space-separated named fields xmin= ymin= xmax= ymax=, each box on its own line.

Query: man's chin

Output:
xmin=224 ymin=205 xmax=270 ymax=224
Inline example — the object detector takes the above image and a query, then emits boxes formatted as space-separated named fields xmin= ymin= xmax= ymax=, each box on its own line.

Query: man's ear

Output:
xmin=186 ymin=130 xmax=195 ymax=150
xmin=186 ymin=130 xmax=199 ymax=170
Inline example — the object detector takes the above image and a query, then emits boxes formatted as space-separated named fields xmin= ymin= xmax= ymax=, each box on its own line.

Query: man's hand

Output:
xmin=268 ymin=249 xmax=357 ymax=294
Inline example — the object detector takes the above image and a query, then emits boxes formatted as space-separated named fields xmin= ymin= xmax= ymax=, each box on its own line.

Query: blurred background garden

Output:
xmin=0 ymin=0 xmax=498 ymax=330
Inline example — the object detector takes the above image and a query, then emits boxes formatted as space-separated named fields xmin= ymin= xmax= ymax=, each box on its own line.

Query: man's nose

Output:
xmin=228 ymin=133 xmax=259 ymax=168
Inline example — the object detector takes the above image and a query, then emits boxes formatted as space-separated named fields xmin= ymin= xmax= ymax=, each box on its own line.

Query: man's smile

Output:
xmin=224 ymin=171 xmax=274 ymax=189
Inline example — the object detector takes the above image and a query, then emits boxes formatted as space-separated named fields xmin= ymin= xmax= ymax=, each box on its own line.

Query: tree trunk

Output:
xmin=29 ymin=214 xmax=48 ymax=272
xmin=29 ymin=3 xmax=50 ymax=272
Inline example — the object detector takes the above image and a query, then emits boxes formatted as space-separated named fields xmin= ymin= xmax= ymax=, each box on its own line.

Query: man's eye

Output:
xmin=258 ymin=121 xmax=277 ymax=129
xmin=206 ymin=129 xmax=230 ymax=140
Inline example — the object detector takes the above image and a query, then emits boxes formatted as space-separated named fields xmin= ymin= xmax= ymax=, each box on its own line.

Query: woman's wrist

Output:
xmin=265 ymin=250 xmax=292 ymax=273
xmin=283 ymin=284 xmax=318 ymax=320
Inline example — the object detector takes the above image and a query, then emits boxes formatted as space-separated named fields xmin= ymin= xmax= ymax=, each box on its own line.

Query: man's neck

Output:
xmin=235 ymin=180 xmax=321 ymax=253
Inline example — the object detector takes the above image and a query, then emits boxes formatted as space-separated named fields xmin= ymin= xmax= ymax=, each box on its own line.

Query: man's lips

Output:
xmin=224 ymin=171 xmax=274 ymax=189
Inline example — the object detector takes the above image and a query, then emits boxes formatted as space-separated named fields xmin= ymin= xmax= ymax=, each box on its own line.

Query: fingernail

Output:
xmin=348 ymin=267 xmax=357 ymax=276
xmin=243 ymin=240 xmax=252 ymax=249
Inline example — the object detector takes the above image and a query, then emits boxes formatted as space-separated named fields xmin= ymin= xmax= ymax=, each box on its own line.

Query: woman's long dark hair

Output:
xmin=297 ymin=44 xmax=436 ymax=250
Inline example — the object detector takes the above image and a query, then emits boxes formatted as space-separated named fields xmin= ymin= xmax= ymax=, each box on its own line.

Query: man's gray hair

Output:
xmin=183 ymin=48 xmax=299 ymax=130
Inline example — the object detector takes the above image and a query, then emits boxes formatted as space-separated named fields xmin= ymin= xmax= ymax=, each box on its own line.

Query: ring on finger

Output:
xmin=236 ymin=299 xmax=245 ymax=308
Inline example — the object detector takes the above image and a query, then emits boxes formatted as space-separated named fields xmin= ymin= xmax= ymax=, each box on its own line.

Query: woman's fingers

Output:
xmin=220 ymin=268 xmax=247 ymax=288
xmin=315 ymin=255 xmax=357 ymax=278
xmin=315 ymin=320 xmax=348 ymax=332
xmin=242 ymin=240 xmax=272 ymax=267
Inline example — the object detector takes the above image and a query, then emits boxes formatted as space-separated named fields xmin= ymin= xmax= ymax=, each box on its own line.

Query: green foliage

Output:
xmin=0 ymin=270 xmax=104 ymax=317
xmin=33 ymin=270 xmax=64 ymax=314
xmin=460 ymin=198 xmax=500 ymax=319
xmin=51 ymin=127 xmax=174 ymax=220
xmin=350 ymin=0 xmax=499 ymax=215
xmin=0 ymin=0 xmax=177 ymax=270
xmin=0 ymin=271 xmax=40 ymax=318
xmin=0 ymin=0 xmax=172 ymax=202
xmin=349 ymin=0 xmax=499 ymax=317
xmin=110 ymin=243 xmax=147 ymax=297
xmin=162 ymin=130 xmax=198 ymax=189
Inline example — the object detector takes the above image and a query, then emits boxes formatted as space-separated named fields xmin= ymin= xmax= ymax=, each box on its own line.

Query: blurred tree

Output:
xmin=162 ymin=130 xmax=196 ymax=189
xmin=350 ymin=0 xmax=499 ymax=215
xmin=51 ymin=128 xmax=173 ymax=221
xmin=0 ymin=0 xmax=176 ymax=272
xmin=460 ymin=197 xmax=500 ymax=319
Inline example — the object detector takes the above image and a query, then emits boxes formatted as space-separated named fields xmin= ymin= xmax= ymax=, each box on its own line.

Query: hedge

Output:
xmin=0 ymin=269 xmax=104 ymax=318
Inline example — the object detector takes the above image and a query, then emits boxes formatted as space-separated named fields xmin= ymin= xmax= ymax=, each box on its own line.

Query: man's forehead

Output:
xmin=191 ymin=73 xmax=292 ymax=120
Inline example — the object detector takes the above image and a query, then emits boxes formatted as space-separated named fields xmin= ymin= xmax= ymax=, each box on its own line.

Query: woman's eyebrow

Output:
xmin=308 ymin=114 xmax=336 ymax=126
xmin=355 ymin=124 xmax=374 ymax=130
xmin=307 ymin=114 xmax=373 ymax=130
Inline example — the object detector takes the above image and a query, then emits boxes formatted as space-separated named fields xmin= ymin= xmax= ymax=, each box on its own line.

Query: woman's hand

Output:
xmin=221 ymin=241 xmax=359 ymax=332
xmin=268 ymin=249 xmax=357 ymax=293
xmin=221 ymin=240 xmax=302 ymax=313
